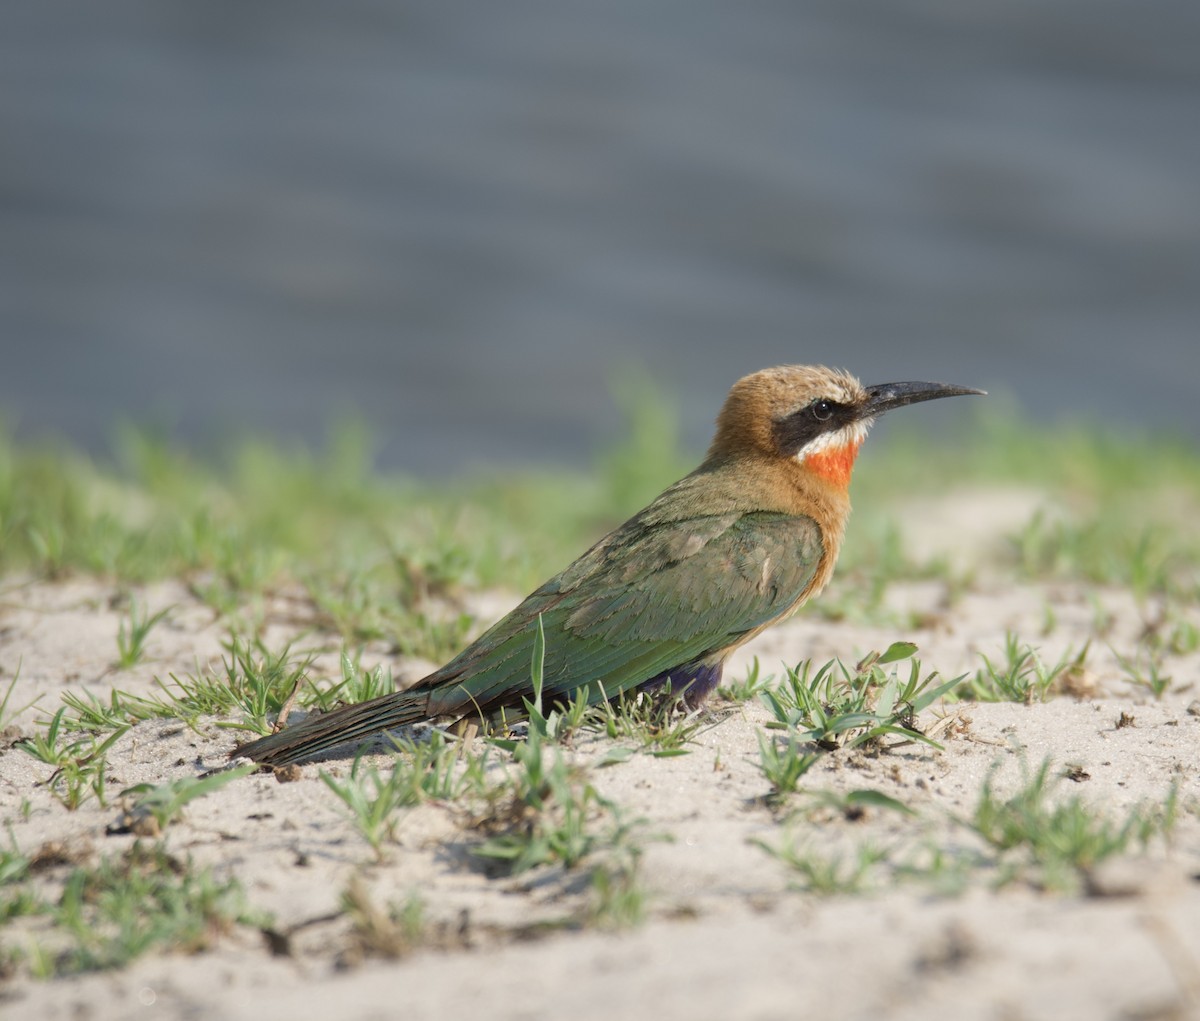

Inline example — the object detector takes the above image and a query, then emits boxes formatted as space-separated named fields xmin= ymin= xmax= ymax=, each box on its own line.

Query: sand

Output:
xmin=2 ymin=555 xmax=1199 ymax=1020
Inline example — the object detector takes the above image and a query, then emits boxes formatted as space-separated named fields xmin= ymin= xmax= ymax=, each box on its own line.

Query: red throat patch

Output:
xmin=804 ymin=440 xmax=862 ymax=489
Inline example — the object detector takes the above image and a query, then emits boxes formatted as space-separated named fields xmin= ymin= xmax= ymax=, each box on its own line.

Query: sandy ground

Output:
xmin=2 ymin=545 xmax=1200 ymax=1020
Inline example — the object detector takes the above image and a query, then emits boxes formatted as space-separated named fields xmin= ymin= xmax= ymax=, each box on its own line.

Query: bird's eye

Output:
xmin=812 ymin=399 xmax=834 ymax=422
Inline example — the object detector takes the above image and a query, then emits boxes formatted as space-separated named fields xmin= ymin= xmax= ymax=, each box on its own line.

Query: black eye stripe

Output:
xmin=772 ymin=399 xmax=857 ymax=456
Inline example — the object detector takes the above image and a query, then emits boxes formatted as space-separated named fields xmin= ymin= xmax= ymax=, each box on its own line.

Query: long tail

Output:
xmin=232 ymin=690 xmax=431 ymax=767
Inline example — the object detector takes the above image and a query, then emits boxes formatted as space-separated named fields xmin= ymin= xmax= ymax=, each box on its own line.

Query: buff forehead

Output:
xmin=745 ymin=365 xmax=865 ymax=416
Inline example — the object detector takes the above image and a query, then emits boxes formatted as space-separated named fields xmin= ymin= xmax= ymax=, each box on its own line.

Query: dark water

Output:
xmin=3 ymin=1 xmax=1198 ymax=473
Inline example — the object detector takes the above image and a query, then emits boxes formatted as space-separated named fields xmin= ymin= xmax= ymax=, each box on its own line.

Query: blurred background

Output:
xmin=2 ymin=0 xmax=1198 ymax=474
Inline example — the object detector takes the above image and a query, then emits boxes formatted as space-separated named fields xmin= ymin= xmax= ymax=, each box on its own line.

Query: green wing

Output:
xmin=421 ymin=510 xmax=825 ymax=719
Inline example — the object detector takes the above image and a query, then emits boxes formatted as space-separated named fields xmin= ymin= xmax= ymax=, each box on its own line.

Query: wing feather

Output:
xmin=423 ymin=511 xmax=824 ymax=719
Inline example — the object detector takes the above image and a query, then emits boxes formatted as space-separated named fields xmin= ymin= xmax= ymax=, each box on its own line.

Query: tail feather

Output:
xmin=233 ymin=691 xmax=430 ymax=767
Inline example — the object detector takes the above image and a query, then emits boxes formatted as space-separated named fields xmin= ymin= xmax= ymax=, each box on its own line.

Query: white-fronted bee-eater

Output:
xmin=236 ymin=365 xmax=983 ymax=766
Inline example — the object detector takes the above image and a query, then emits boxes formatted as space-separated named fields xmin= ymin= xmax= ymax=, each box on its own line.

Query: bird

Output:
xmin=235 ymin=365 xmax=983 ymax=766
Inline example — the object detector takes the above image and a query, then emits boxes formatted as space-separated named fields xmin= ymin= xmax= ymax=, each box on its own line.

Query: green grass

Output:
xmin=0 ymin=842 xmax=266 ymax=978
xmin=60 ymin=645 xmax=418 ymax=736
xmin=0 ymin=422 xmax=619 ymax=661
xmin=320 ymin=759 xmax=423 ymax=859
xmin=847 ymin=404 xmax=1200 ymax=598
xmin=587 ymin=687 xmax=716 ymax=758
xmin=756 ymin=732 xmax=822 ymax=805
xmin=752 ymin=835 xmax=889 ymax=895
xmin=113 ymin=597 xmax=172 ymax=669
xmin=306 ymin=654 xmax=400 ymax=712
xmin=954 ymin=633 xmax=1091 ymax=704
xmin=754 ymin=643 xmax=963 ymax=803
xmin=457 ymin=619 xmax=662 ymax=916
xmin=321 ymin=731 xmax=482 ymax=858
xmin=338 ymin=877 xmax=429 ymax=961
xmin=106 ymin=636 xmax=319 ymax=735
xmin=52 ymin=637 xmax=319 ymax=735
xmin=118 ymin=765 xmax=256 ymax=834
xmin=753 ymin=763 xmax=1180 ymax=897
xmin=0 ymin=664 xmax=39 ymax=731
xmin=3 ymin=393 xmax=1199 ymax=624
xmin=967 ymin=759 xmax=1179 ymax=892
xmin=717 ymin=657 xmax=772 ymax=702
xmin=14 ymin=709 xmax=127 ymax=810
xmin=326 ymin=625 xmax=661 ymax=928
xmin=1113 ymin=643 xmax=1174 ymax=700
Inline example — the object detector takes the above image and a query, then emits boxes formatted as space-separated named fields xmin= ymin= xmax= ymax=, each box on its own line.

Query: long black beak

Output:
xmin=864 ymin=380 xmax=986 ymax=418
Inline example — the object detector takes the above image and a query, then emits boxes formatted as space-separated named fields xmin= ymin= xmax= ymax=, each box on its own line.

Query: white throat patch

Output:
xmin=793 ymin=419 xmax=872 ymax=462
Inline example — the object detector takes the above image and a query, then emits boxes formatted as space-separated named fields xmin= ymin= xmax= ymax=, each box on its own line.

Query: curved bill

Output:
xmin=864 ymin=380 xmax=986 ymax=418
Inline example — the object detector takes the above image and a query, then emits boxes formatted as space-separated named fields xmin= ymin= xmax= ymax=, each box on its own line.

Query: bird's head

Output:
xmin=707 ymin=365 xmax=984 ymax=489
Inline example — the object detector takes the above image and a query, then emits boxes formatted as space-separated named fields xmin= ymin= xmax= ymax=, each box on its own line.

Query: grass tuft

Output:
xmin=967 ymin=759 xmax=1178 ymax=892
xmin=114 ymin=597 xmax=173 ymax=669
xmin=320 ymin=732 xmax=475 ymax=859
xmin=15 ymin=709 xmax=127 ymax=810
xmin=955 ymin=634 xmax=1091 ymax=704
xmin=753 ymin=643 xmax=962 ymax=804
xmin=2 ymin=842 xmax=266 ymax=978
